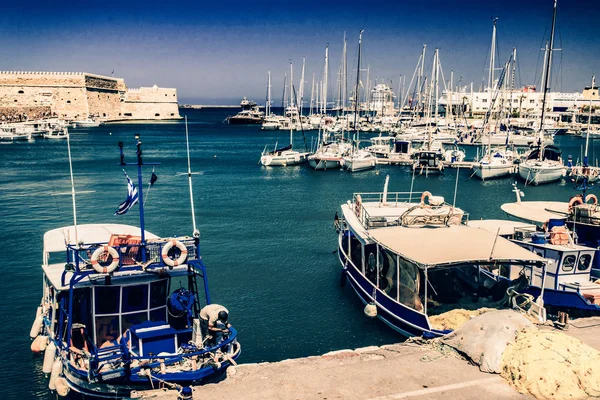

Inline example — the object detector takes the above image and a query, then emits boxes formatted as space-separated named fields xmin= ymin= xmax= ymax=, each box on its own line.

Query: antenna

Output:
xmin=66 ymin=127 xmax=78 ymax=245
xmin=185 ymin=116 xmax=200 ymax=237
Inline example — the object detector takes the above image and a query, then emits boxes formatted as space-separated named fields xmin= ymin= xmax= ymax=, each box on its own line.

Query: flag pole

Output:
xmin=135 ymin=134 xmax=147 ymax=261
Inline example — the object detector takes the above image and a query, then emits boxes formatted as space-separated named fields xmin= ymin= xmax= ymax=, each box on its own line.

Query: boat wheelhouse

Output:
xmin=336 ymin=183 xmax=546 ymax=337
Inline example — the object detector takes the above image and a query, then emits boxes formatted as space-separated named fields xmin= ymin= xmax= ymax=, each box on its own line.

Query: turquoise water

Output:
xmin=0 ymin=108 xmax=596 ymax=399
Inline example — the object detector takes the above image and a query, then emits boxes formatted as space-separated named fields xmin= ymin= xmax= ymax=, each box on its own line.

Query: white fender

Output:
xmin=48 ymin=359 xmax=61 ymax=390
xmin=54 ymin=377 xmax=70 ymax=397
xmin=43 ymin=341 xmax=56 ymax=374
xmin=30 ymin=306 xmax=43 ymax=338
xmin=161 ymin=240 xmax=188 ymax=267
xmin=364 ymin=303 xmax=377 ymax=318
xmin=30 ymin=335 xmax=47 ymax=353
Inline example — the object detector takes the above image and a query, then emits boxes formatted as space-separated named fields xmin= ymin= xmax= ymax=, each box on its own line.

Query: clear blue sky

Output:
xmin=2 ymin=0 xmax=598 ymax=104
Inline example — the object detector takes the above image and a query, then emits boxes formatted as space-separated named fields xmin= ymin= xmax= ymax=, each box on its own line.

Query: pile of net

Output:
xmin=440 ymin=309 xmax=533 ymax=373
xmin=501 ymin=328 xmax=600 ymax=400
xmin=428 ymin=307 xmax=497 ymax=331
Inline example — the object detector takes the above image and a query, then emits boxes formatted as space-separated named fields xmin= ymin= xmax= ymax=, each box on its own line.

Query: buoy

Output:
xmin=364 ymin=302 xmax=377 ymax=318
xmin=30 ymin=306 xmax=43 ymax=338
xmin=43 ymin=341 xmax=56 ymax=374
xmin=214 ymin=155 xmax=217 ymax=158
xmin=30 ymin=335 xmax=47 ymax=353
xmin=54 ymin=377 xmax=70 ymax=397
xmin=49 ymin=359 xmax=61 ymax=390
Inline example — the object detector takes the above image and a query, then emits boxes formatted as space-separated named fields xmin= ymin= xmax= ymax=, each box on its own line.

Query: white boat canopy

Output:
xmin=467 ymin=219 xmax=536 ymax=236
xmin=43 ymin=224 xmax=159 ymax=254
xmin=501 ymin=201 xmax=569 ymax=224
xmin=367 ymin=225 xmax=545 ymax=268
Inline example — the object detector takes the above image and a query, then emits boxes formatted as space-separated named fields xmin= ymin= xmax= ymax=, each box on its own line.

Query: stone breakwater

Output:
xmin=0 ymin=71 xmax=181 ymax=122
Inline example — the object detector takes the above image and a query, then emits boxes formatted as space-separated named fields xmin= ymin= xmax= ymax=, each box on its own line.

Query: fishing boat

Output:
xmin=72 ymin=117 xmax=103 ymax=128
xmin=518 ymin=1 xmax=565 ymax=185
xmin=43 ymin=127 xmax=69 ymax=139
xmin=0 ymin=125 xmax=31 ymax=141
xmin=30 ymin=131 xmax=240 ymax=398
xmin=469 ymin=218 xmax=600 ymax=318
xmin=336 ymin=176 xmax=546 ymax=337
xmin=227 ymin=97 xmax=264 ymax=125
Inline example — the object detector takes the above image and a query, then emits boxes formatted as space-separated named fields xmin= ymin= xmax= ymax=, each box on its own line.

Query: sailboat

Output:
xmin=260 ymin=62 xmax=309 ymax=167
xmin=341 ymin=30 xmax=377 ymax=172
xmin=518 ymin=0 xmax=566 ymax=185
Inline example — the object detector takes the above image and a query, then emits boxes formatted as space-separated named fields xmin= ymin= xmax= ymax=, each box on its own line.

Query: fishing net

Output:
xmin=428 ymin=307 xmax=497 ymax=331
xmin=501 ymin=328 xmax=600 ymax=400
xmin=440 ymin=310 xmax=534 ymax=373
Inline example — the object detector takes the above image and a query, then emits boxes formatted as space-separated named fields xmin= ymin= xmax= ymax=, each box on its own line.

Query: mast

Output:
xmin=434 ymin=49 xmax=439 ymax=123
xmin=309 ymin=73 xmax=315 ymax=115
xmin=299 ymin=57 xmax=306 ymax=116
xmin=488 ymin=17 xmax=498 ymax=92
xmin=282 ymin=72 xmax=287 ymax=108
xmin=66 ymin=128 xmax=78 ymax=245
xmin=185 ymin=116 xmax=199 ymax=237
xmin=354 ymin=29 xmax=363 ymax=149
xmin=266 ymin=70 xmax=271 ymax=116
xmin=342 ymin=33 xmax=348 ymax=112
xmin=539 ymin=0 xmax=557 ymax=160
xmin=323 ymin=45 xmax=329 ymax=115
xmin=289 ymin=61 xmax=294 ymax=146
xmin=585 ymin=75 xmax=596 ymax=166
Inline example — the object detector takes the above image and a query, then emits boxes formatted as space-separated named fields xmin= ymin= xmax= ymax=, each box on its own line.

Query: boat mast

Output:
xmin=353 ymin=29 xmax=363 ymax=149
xmin=66 ymin=128 xmax=78 ymax=245
xmin=488 ymin=18 xmax=498 ymax=93
xmin=310 ymin=73 xmax=315 ymax=115
xmin=585 ymin=75 xmax=595 ymax=166
xmin=289 ymin=61 xmax=294 ymax=146
xmin=538 ymin=0 xmax=557 ymax=161
xmin=434 ymin=49 xmax=440 ymax=124
xmin=184 ymin=117 xmax=199 ymax=236
xmin=299 ymin=57 xmax=306 ymax=116
xmin=323 ymin=45 xmax=329 ymax=115
xmin=266 ymin=70 xmax=271 ymax=116
xmin=342 ymin=33 xmax=347 ymax=112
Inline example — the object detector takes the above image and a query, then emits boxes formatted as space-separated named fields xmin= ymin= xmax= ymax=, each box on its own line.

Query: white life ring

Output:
xmin=91 ymin=246 xmax=120 ymax=274
xmin=161 ymin=240 xmax=188 ymax=267
xmin=421 ymin=191 xmax=432 ymax=205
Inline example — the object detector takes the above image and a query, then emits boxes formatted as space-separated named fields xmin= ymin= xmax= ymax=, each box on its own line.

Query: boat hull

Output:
xmin=341 ymin=156 xmax=376 ymax=172
xmin=473 ymin=164 xmax=514 ymax=180
xmin=518 ymin=162 xmax=565 ymax=185
xmin=260 ymin=151 xmax=308 ymax=167
xmin=309 ymin=157 xmax=342 ymax=170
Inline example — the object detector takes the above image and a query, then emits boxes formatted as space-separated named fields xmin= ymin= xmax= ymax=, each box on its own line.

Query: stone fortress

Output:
xmin=0 ymin=71 xmax=181 ymax=122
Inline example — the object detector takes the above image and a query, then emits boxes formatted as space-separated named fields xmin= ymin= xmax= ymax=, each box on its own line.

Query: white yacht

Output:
xmin=473 ymin=148 xmax=518 ymax=180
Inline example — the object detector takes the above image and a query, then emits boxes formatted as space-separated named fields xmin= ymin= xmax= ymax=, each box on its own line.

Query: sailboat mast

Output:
xmin=488 ymin=18 xmax=498 ymax=92
xmin=585 ymin=75 xmax=595 ymax=165
xmin=310 ymin=73 xmax=315 ymax=115
xmin=323 ymin=45 xmax=329 ymax=116
xmin=354 ymin=30 xmax=363 ymax=146
xmin=266 ymin=70 xmax=271 ymax=116
xmin=434 ymin=49 xmax=439 ymax=123
xmin=289 ymin=61 xmax=294 ymax=146
xmin=539 ymin=0 xmax=557 ymax=160
xmin=299 ymin=57 xmax=306 ymax=116
xmin=343 ymin=33 xmax=347 ymax=112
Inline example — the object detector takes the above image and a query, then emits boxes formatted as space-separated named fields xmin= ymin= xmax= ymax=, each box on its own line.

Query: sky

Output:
xmin=2 ymin=0 xmax=599 ymax=105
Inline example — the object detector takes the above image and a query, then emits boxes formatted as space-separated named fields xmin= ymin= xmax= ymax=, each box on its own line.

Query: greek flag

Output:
xmin=115 ymin=170 xmax=138 ymax=215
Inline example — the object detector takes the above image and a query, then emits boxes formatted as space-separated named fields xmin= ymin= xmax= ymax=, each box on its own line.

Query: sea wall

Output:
xmin=0 ymin=71 xmax=180 ymax=121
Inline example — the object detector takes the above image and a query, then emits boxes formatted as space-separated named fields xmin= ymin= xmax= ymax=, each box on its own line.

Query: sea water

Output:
xmin=0 ymin=107 xmax=595 ymax=398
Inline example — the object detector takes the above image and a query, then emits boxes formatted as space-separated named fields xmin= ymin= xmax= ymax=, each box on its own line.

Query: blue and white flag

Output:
xmin=115 ymin=170 xmax=139 ymax=215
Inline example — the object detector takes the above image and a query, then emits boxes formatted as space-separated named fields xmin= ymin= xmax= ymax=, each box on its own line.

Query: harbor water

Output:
xmin=0 ymin=108 xmax=596 ymax=399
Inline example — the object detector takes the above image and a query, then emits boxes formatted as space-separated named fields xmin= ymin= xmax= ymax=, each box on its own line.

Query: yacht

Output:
xmin=227 ymin=97 xmax=264 ymax=125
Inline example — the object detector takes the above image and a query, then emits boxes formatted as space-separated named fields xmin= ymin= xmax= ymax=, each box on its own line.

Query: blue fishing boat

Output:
xmin=30 ymin=132 xmax=240 ymax=398
xmin=336 ymin=176 xmax=546 ymax=337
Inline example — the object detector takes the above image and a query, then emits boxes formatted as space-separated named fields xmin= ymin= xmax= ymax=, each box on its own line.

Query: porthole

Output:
xmin=562 ymin=255 xmax=576 ymax=272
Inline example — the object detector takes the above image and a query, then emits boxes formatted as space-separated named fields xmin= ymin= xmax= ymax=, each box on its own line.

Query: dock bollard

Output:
xmin=178 ymin=386 xmax=193 ymax=400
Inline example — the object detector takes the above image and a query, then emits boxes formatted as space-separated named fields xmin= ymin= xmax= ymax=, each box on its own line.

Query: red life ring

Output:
xmin=585 ymin=194 xmax=598 ymax=205
xmin=91 ymin=245 xmax=120 ymax=274
xmin=161 ymin=240 xmax=188 ymax=267
xmin=568 ymin=196 xmax=584 ymax=212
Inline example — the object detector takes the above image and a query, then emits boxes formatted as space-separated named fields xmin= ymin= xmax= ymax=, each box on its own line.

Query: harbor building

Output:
xmin=0 ymin=71 xmax=181 ymax=122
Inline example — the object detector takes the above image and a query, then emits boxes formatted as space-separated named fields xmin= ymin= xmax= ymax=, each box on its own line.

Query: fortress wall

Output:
xmin=85 ymin=89 xmax=122 ymax=119
xmin=125 ymin=86 xmax=178 ymax=103
xmin=119 ymin=86 xmax=181 ymax=120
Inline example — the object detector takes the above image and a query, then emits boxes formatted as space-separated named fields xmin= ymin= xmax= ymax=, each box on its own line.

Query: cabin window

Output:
xmin=578 ymin=254 xmax=592 ymax=271
xmin=95 ymin=286 xmax=121 ymax=314
xmin=150 ymin=280 xmax=168 ymax=308
xmin=122 ymin=285 xmax=148 ymax=313
xmin=561 ymin=255 xmax=576 ymax=272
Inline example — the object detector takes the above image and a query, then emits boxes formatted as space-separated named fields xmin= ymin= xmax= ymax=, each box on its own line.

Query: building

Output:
xmin=0 ymin=71 xmax=181 ymax=122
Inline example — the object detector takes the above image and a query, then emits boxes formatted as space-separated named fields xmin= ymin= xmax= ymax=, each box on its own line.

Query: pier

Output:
xmin=130 ymin=316 xmax=600 ymax=400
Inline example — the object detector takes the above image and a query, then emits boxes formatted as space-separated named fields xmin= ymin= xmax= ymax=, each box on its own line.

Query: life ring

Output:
xmin=421 ymin=191 xmax=432 ymax=205
xmin=568 ymin=196 xmax=584 ymax=212
xmin=355 ymin=195 xmax=362 ymax=217
xmin=161 ymin=240 xmax=188 ymax=267
xmin=91 ymin=246 xmax=120 ymax=274
xmin=585 ymin=194 xmax=598 ymax=205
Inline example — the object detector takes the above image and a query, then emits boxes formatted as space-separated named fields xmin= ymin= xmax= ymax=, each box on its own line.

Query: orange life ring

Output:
xmin=421 ymin=191 xmax=432 ymax=205
xmin=568 ymin=196 xmax=584 ymax=212
xmin=91 ymin=245 xmax=120 ymax=274
xmin=585 ymin=194 xmax=598 ymax=205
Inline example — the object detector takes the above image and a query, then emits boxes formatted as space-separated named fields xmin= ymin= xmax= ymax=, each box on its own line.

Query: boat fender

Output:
xmin=355 ymin=195 xmax=362 ymax=217
xmin=161 ymin=240 xmax=188 ymax=267
xmin=42 ymin=340 xmax=56 ymax=374
xmin=420 ymin=191 xmax=432 ymax=206
xmin=585 ymin=194 xmax=598 ymax=205
xmin=54 ymin=377 xmax=70 ymax=397
xmin=340 ymin=267 xmax=347 ymax=288
xmin=568 ymin=196 xmax=584 ymax=212
xmin=90 ymin=245 xmax=120 ymax=274
xmin=48 ymin=358 xmax=61 ymax=391
xmin=31 ymin=335 xmax=47 ymax=353
xmin=364 ymin=302 xmax=377 ymax=318
xmin=30 ymin=306 xmax=43 ymax=338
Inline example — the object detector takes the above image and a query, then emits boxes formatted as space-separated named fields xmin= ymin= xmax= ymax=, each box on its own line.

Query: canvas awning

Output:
xmin=501 ymin=201 xmax=569 ymax=224
xmin=43 ymin=224 xmax=159 ymax=253
xmin=367 ymin=225 xmax=545 ymax=268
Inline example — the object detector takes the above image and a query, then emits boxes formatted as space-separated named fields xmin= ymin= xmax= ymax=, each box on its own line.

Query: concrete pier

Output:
xmin=131 ymin=317 xmax=600 ymax=400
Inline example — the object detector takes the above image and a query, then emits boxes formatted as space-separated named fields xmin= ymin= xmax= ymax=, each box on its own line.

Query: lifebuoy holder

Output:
xmin=91 ymin=245 xmax=120 ymax=274
xmin=161 ymin=240 xmax=188 ymax=267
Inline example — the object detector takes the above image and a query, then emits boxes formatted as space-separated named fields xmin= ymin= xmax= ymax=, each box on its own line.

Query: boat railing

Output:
xmin=65 ymin=236 xmax=198 ymax=276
